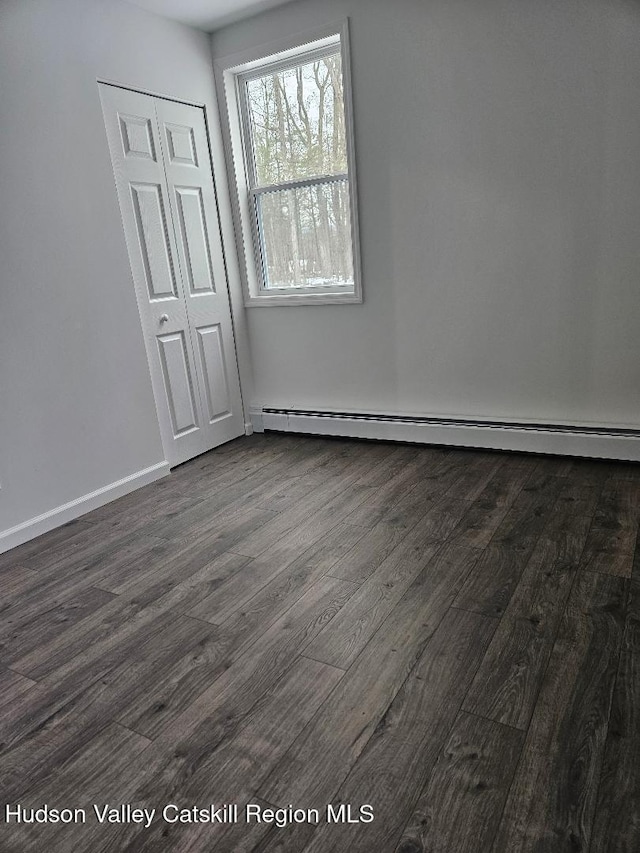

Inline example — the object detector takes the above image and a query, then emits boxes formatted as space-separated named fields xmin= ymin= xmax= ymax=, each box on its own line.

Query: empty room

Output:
xmin=1 ymin=0 xmax=639 ymax=850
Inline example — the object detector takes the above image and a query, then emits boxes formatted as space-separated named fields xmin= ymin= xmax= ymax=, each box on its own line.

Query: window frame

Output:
xmin=217 ymin=20 xmax=362 ymax=307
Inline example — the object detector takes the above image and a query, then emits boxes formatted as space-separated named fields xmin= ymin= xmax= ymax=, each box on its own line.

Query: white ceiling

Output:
xmin=127 ymin=0 xmax=296 ymax=31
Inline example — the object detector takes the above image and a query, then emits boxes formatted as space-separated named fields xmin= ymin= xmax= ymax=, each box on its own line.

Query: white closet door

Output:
xmin=155 ymin=99 xmax=244 ymax=448
xmin=99 ymin=85 xmax=244 ymax=467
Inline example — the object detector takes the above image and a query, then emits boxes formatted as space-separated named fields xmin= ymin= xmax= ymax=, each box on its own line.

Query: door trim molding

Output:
xmin=97 ymin=78 xmax=207 ymax=108
xmin=250 ymin=407 xmax=640 ymax=461
xmin=0 ymin=462 xmax=169 ymax=555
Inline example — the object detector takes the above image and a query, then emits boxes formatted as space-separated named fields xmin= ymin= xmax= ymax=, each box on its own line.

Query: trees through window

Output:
xmin=230 ymin=33 xmax=360 ymax=302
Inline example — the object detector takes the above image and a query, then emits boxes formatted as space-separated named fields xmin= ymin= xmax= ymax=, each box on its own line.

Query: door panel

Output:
xmin=174 ymin=187 xmax=215 ymax=294
xmin=157 ymin=332 xmax=199 ymax=436
xmin=130 ymin=182 xmax=179 ymax=300
xmin=196 ymin=324 xmax=231 ymax=422
xmin=119 ymin=114 xmax=156 ymax=160
xmin=99 ymin=84 xmax=244 ymax=466
xmin=165 ymin=123 xmax=198 ymax=166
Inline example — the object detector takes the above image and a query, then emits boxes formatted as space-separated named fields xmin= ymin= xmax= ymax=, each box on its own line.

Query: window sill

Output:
xmin=244 ymin=290 xmax=362 ymax=307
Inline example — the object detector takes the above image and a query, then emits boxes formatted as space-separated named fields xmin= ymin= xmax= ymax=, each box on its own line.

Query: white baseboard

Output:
xmin=250 ymin=407 xmax=640 ymax=462
xmin=0 ymin=461 xmax=170 ymax=555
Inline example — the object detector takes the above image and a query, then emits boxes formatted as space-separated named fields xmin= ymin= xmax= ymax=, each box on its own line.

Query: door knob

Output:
xmin=159 ymin=314 xmax=169 ymax=324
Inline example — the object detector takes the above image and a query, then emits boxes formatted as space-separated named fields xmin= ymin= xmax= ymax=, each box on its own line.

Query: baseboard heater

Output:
xmin=250 ymin=407 xmax=640 ymax=461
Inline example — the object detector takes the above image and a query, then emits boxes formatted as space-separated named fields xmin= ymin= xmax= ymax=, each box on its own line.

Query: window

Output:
xmin=219 ymin=23 xmax=362 ymax=305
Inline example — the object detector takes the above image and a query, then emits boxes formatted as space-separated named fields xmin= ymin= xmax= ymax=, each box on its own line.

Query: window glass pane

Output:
xmin=246 ymin=51 xmax=348 ymax=186
xmin=257 ymin=180 xmax=353 ymax=289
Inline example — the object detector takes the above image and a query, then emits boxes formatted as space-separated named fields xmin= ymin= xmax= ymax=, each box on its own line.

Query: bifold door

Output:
xmin=99 ymin=84 xmax=244 ymax=467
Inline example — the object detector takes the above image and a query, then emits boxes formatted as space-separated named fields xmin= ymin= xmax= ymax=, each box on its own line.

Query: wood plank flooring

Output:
xmin=0 ymin=432 xmax=639 ymax=852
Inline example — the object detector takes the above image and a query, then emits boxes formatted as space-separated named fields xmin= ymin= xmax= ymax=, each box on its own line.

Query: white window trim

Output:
xmin=215 ymin=19 xmax=363 ymax=307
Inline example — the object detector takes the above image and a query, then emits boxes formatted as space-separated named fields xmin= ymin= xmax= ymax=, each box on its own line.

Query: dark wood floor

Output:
xmin=1 ymin=433 xmax=639 ymax=852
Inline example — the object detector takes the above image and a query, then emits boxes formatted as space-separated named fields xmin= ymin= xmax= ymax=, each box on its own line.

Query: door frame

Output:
xmin=97 ymin=77 xmax=254 ymax=448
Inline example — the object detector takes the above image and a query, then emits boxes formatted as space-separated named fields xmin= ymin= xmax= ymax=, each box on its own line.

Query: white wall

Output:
xmin=2 ymin=0 xmax=639 ymax=548
xmin=211 ymin=0 xmax=640 ymax=429
xmin=0 ymin=0 xmax=251 ymax=542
